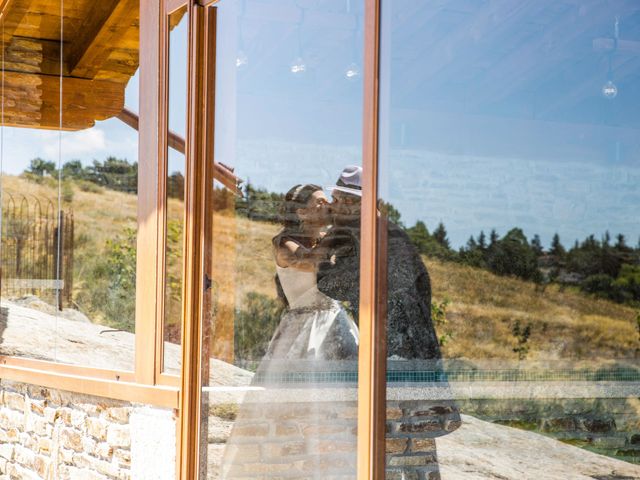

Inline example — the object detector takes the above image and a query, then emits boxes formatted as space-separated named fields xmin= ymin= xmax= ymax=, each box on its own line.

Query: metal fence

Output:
xmin=0 ymin=193 xmax=74 ymax=309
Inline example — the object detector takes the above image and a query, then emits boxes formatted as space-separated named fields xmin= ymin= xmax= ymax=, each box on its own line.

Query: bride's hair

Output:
xmin=273 ymin=184 xmax=323 ymax=307
xmin=279 ymin=183 xmax=323 ymax=233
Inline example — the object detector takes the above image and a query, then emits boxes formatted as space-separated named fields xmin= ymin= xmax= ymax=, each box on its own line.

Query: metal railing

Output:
xmin=0 ymin=193 xmax=74 ymax=309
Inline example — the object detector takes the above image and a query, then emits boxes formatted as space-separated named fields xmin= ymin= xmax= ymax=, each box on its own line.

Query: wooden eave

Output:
xmin=0 ymin=0 xmax=140 ymax=130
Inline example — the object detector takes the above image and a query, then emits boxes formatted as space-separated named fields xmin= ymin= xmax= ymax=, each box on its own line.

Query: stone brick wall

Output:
xmin=0 ymin=380 xmax=176 ymax=480
xmin=385 ymin=401 xmax=461 ymax=480
xmin=456 ymin=397 xmax=640 ymax=463
xmin=215 ymin=400 xmax=358 ymax=479
xmin=208 ymin=396 xmax=460 ymax=480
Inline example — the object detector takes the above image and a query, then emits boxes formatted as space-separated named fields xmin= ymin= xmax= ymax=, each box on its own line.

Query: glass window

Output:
xmin=0 ymin=0 xmax=139 ymax=370
xmin=199 ymin=0 xmax=364 ymax=477
xmin=379 ymin=1 xmax=640 ymax=478
xmin=163 ymin=4 xmax=189 ymax=374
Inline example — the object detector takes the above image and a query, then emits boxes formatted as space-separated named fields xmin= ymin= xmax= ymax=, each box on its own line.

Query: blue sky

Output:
xmin=2 ymin=0 xmax=639 ymax=250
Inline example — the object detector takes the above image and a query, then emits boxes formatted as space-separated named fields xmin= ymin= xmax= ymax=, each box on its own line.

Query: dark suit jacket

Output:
xmin=316 ymin=218 xmax=442 ymax=360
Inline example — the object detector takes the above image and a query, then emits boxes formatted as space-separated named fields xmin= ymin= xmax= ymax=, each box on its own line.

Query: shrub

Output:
xmin=62 ymin=181 xmax=74 ymax=204
xmin=75 ymin=228 xmax=137 ymax=331
xmin=431 ymin=298 xmax=453 ymax=346
xmin=76 ymin=180 xmax=104 ymax=193
xmin=512 ymin=319 xmax=532 ymax=360
xmin=234 ymin=292 xmax=283 ymax=363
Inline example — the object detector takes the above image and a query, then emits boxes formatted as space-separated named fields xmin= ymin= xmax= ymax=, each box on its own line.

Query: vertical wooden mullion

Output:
xmin=135 ymin=0 xmax=162 ymax=385
xmin=177 ymin=2 xmax=210 ymax=479
xmin=358 ymin=0 xmax=386 ymax=479
xmin=155 ymin=0 xmax=170 ymax=380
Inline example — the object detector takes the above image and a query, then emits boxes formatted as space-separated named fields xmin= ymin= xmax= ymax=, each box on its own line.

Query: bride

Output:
xmin=264 ymin=183 xmax=359 ymax=362
xmin=220 ymin=184 xmax=359 ymax=479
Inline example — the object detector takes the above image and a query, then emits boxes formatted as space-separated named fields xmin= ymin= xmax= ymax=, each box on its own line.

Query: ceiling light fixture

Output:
xmin=601 ymin=16 xmax=619 ymax=100
xmin=344 ymin=4 xmax=360 ymax=81
xmin=290 ymin=3 xmax=306 ymax=75
xmin=345 ymin=62 xmax=360 ymax=80
xmin=236 ymin=0 xmax=248 ymax=69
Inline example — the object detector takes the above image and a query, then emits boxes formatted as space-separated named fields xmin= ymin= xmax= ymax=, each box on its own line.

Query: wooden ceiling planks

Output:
xmin=68 ymin=0 xmax=139 ymax=79
xmin=0 ymin=0 xmax=139 ymax=130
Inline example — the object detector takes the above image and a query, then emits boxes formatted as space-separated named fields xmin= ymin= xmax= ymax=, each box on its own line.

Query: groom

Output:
xmin=316 ymin=165 xmax=441 ymax=360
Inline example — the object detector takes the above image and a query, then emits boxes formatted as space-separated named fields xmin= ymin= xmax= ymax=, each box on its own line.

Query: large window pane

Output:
xmin=0 ymin=0 xmax=139 ymax=370
xmin=200 ymin=0 xmax=364 ymax=477
xmin=379 ymin=1 xmax=640 ymax=478
xmin=163 ymin=5 xmax=188 ymax=374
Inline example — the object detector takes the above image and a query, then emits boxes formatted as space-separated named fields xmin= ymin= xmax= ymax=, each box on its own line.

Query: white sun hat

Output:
xmin=327 ymin=165 xmax=362 ymax=197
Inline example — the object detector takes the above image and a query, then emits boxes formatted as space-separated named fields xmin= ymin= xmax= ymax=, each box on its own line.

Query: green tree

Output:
xmin=550 ymin=233 xmax=565 ymax=257
xmin=406 ymin=221 xmax=431 ymax=254
xmin=477 ymin=230 xmax=487 ymax=251
xmin=531 ymin=234 xmax=543 ymax=256
xmin=615 ymin=233 xmax=631 ymax=252
xmin=378 ymin=201 xmax=403 ymax=227
xmin=61 ymin=160 xmax=85 ymax=179
xmin=26 ymin=158 xmax=57 ymax=177
xmin=86 ymin=157 xmax=138 ymax=193
xmin=433 ymin=222 xmax=450 ymax=249
xmin=486 ymin=228 xmax=541 ymax=281
xmin=489 ymin=229 xmax=499 ymax=247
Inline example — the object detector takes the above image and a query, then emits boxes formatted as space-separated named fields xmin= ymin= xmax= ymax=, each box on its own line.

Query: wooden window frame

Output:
xmin=156 ymin=0 xmax=186 ymax=386
xmin=358 ymin=0 xmax=387 ymax=478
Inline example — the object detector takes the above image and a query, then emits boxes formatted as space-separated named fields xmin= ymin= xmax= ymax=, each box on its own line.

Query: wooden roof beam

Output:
xmin=3 ymin=36 xmax=67 ymax=76
xmin=0 ymin=0 xmax=37 ymax=42
xmin=1 ymin=71 xmax=124 ymax=130
xmin=67 ymin=0 xmax=138 ymax=78
xmin=116 ymin=108 xmax=243 ymax=194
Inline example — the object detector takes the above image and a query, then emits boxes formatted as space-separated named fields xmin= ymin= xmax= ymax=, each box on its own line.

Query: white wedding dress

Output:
xmin=219 ymin=266 xmax=359 ymax=479
xmin=261 ymin=265 xmax=359 ymax=361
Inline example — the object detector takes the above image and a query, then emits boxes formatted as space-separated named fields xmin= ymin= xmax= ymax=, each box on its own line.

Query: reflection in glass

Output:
xmin=200 ymin=0 xmax=364 ymax=477
xmin=379 ymin=1 xmax=640 ymax=478
xmin=0 ymin=0 xmax=140 ymax=370
xmin=163 ymin=6 xmax=189 ymax=372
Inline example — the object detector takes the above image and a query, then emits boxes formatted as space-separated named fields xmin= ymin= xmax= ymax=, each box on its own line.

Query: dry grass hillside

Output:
xmin=428 ymin=259 xmax=638 ymax=361
xmin=3 ymin=174 xmax=638 ymax=362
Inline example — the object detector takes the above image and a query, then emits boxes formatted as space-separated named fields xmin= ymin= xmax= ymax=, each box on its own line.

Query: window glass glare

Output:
xmin=379 ymin=1 xmax=640 ymax=477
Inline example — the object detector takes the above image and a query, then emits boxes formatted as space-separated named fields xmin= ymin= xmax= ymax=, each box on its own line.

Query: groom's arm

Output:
xmin=317 ymin=228 xmax=360 ymax=303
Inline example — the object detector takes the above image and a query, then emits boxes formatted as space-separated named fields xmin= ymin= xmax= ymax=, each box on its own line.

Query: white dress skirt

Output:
xmin=219 ymin=266 xmax=360 ymax=479
xmin=261 ymin=265 xmax=359 ymax=362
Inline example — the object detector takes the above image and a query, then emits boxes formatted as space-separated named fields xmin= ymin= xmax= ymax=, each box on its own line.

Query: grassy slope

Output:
xmin=428 ymin=259 xmax=638 ymax=361
xmin=5 ymin=174 xmax=638 ymax=360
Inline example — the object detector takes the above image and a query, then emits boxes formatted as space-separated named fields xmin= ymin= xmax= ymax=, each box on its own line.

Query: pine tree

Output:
xmin=550 ymin=233 xmax=565 ymax=257
xmin=531 ymin=234 xmax=543 ymax=256
xmin=616 ymin=233 xmax=628 ymax=250
xmin=489 ymin=229 xmax=499 ymax=247
xmin=433 ymin=222 xmax=450 ymax=249
xmin=477 ymin=230 xmax=487 ymax=250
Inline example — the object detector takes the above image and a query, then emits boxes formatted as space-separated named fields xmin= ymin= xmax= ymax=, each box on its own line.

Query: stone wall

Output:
xmin=212 ymin=399 xmax=358 ymax=479
xmin=0 ymin=380 xmax=176 ymax=480
xmin=207 ymin=395 xmax=459 ymax=480
xmin=207 ymin=393 xmax=639 ymax=480
xmin=385 ymin=401 xmax=461 ymax=480
xmin=456 ymin=397 xmax=640 ymax=463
